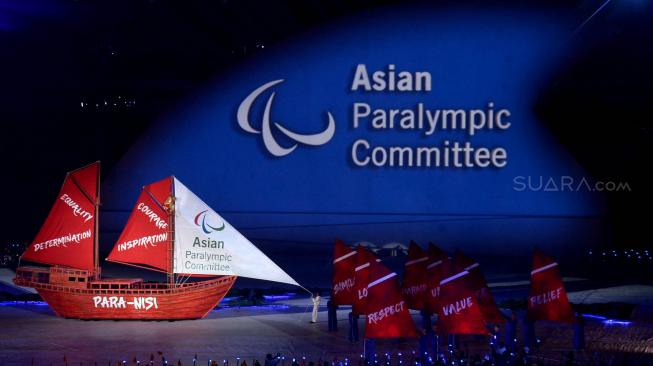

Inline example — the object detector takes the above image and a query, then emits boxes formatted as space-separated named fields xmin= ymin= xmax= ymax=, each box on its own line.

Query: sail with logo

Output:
xmin=15 ymin=165 xmax=300 ymax=320
xmin=172 ymin=178 xmax=299 ymax=285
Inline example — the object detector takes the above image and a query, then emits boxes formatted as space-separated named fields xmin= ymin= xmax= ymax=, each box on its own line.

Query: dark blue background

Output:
xmin=99 ymin=5 xmax=604 ymax=285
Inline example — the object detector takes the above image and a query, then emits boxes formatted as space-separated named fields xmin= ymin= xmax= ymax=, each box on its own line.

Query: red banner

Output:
xmin=22 ymin=162 xmax=99 ymax=271
xmin=331 ymin=239 xmax=356 ymax=305
xmin=437 ymin=259 xmax=489 ymax=335
xmin=527 ymin=249 xmax=575 ymax=323
xmin=352 ymin=246 xmax=379 ymax=314
xmin=402 ymin=241 xmax=429 ymax=310
xmin=365 ymin=259 xmax=419 ymax=339
xmin=107 ymin=177 xmax=172 ymax=272
xmin=453 ymin=250 xmax=505 ymax=323
xmin=425 ymin=242 xmax=447 ymax=314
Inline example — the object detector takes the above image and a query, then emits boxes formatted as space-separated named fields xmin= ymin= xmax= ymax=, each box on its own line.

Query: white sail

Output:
xmin=172 ymin=178 xmax=299 ymax=286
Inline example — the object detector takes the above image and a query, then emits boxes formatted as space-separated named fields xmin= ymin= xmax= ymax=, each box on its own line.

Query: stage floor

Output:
xmin=0 ymin=300 xmax=422 ymax=366
xmin=3 ymin=286 xmax=653 ymax=366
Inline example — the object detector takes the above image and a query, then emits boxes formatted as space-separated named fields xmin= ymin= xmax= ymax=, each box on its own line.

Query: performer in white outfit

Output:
xmin=311 ymin=293 xmax=321 ymax=323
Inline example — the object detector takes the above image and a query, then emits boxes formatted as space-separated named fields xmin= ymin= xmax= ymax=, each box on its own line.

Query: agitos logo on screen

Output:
xmin=237 ymin=65 xmax=513 ymax=169
xmin=237 ymin=79 xmax=336 ymax=157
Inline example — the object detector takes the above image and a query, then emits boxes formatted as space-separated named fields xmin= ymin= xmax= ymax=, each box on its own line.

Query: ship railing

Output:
xmin=14 ymin=275 xmax=235 ymax=296
xmin=50 ymin=266 xmax=91 ymax=276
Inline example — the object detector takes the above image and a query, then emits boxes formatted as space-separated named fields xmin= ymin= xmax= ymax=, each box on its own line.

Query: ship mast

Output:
xmin=67 ymin=162 xmax=101 ymax=280
xmin=94 ymin=162 xmax=101 ymax=279
xmin=167 ymin=176 xmax=176 ymax=286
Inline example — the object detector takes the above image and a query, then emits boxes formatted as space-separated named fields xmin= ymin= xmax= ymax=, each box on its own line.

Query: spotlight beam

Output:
xmin=573 ymin=0 xmax=613 ymax=36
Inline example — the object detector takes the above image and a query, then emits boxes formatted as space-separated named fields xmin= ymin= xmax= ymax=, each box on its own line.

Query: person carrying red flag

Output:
xmin=331 ymin=239 xmax=357 ymax=306
xmin=402 ymin=241 xmax=429 ymax=310
xmin=527 ymin=249 xmax=575 ymax=323
xmin=352 ymin=246 xmax=379 ymax=315
xmin=436 ymin=258 xmax=488 ymax=335
xmin=425 ymin=242 xmax=447 ymax=315
xmin=453 ymin=250 xmax=505 ymax=324
xmin=364 ymin=259 xmax=419 ymax=338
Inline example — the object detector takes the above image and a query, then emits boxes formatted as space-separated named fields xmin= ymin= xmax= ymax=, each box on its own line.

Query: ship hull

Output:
xmin=31 ymin=276 xmax=237 ymax=320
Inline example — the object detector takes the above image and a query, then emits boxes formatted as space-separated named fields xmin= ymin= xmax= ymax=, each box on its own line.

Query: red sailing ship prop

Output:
xmin=331 ymin=239 xmax=357 ymax=306
xmin=527 ymin=249 xmax=575 ymax=323
xmin=436 ymin=258 xmax=488 ymax=335
xmin=14 ymin=163 xmax=300 ymax=320
xmin=401 ymin=241 xmax=429 ymax=310
xmin=364 ymin=259 xmax=419 ymax=338
xmin=453 ymin=250 xmax=504 ymax=323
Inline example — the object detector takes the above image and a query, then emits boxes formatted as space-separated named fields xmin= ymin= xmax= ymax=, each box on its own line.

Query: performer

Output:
xmin=327 ymin=300 xmax=338 ymax=331
xmin=348 ymin=312 xmax=360 ymax=342
xmin=505 ymin=310 xmax=518 ymax=352
xmin=573 ymin=313 xmax=585 ymax=350
xmin=311 ymin=292 xmax=321 ymax=323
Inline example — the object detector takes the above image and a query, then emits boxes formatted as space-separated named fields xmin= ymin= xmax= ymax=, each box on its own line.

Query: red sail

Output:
xmin=453 ymin=250 xmax=505 ymax=323
xmin=106 ymin=177 xmax=172 ymax=272
xmin=21 ymin=162 xmax=99 ymax=271
xmin=437 ymin=259 xmax=489 ymax=335
xmin=402 ymin=241 xmax=429 ymax=310
xmin=527 ymin=249 xmax=575 ymax=323
xmin=365 ymin=259 xmax=419 ymax=339
xmin=425 ymin=242 xmax=447 ymax=314
xmin=331 ymin=239 xmax=356 ymax=305
xmin=352 ymin=246 xmax=380 ymax=314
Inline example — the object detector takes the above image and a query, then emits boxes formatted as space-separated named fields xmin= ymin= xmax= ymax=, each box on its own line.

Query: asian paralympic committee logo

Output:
xmin=194 ymin=210 xmax=225 ymax=234
xmin=237 ymin=79 xmax=335 ymax=157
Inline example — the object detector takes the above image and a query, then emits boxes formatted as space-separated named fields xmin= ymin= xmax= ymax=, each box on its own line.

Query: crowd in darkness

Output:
xmin=41 ymin=349 xmax=653 ymax=366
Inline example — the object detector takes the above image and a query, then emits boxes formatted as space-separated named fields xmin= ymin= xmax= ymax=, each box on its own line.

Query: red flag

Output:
xmin=453 ymin=250 xmax=505 ymax=323
xmin=352 ymin=246 xmax=380 ymax=314
xmin=22 ymin=162 xmax=99 ymax=271
xmin=425 ymin=242 xmax=447 ymax=314
xmin=527 ymin=249 xmax=575 ymax=323
xmin=107 ymin=177 xmax=172 ymax=272
xmin=402 ymin=241 xmax=429 ymax=310
xmin=365 ymin=259 xmax=419 ymax=339
xmin=437 ymin=259 xmax=489 ymax=335
xmin=331 ymin=239 xmax=356 ymax=305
